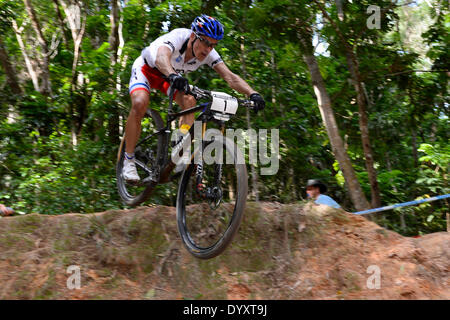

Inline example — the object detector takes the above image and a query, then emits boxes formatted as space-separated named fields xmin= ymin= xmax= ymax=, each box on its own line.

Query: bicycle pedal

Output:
xmin=143 ymin=175 xmax=158 ymax=185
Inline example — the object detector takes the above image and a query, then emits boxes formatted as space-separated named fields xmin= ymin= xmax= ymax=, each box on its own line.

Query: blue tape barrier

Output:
xmin=353 ymin=194 xmax=450 ymax=215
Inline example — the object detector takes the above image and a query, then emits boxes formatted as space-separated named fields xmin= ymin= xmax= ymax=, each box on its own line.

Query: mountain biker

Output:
xmin=123 ymin=14 xmax=265 ymax=182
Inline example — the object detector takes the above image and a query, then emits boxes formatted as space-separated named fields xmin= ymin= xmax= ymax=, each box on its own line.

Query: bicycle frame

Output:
xmin=137 ymin=86 xmax=227 ymax=185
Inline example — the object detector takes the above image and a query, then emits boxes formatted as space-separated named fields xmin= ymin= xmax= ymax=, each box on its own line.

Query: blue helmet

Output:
xmin=191 ymin=14 xmax=224 ymax=40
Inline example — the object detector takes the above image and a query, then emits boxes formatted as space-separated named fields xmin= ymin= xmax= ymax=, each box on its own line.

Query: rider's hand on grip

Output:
xmin=168 ymin=73 xmax=189 ymax=93
xmin=250 ymin=93 xmax=265 ymax=113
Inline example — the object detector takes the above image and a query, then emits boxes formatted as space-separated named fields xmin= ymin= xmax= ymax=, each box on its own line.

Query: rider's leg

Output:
xmin=125 ymin=89 xmax=150 ymax=154
xmin=123 ymin=89 xmax=150 ymax=181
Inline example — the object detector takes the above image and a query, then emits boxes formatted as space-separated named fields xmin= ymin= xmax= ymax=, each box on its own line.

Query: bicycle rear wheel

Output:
xmin=116 ymin=109 xmax=166 ymax=206
xmin=176 ymin=135 xmax=248 ymax=259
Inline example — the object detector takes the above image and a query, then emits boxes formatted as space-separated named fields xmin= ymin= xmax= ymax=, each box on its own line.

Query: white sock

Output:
xmin=125 ymin=152 xmax=135 ymax=161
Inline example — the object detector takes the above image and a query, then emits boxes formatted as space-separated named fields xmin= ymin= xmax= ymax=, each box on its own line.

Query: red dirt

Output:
xmin=0 ymin=202 xmax=448 ymax=300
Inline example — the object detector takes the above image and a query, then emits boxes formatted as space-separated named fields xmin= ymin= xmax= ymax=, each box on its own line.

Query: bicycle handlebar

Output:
xmin=186 ymin=85 xmax=255 ymax=110
xmin=167 ymin=84 xmax=255 ymax=114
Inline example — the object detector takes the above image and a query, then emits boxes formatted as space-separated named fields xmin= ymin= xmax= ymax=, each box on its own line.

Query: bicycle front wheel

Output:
xmin=176 ymin=135 xmax=248 ymax=259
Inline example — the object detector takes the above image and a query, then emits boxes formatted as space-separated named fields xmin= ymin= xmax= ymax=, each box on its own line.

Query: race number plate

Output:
xmin=210 ymin=91 xmax=238 ymax=115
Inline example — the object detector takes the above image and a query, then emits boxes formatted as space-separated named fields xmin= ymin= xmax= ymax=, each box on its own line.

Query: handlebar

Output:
xmin=186 ymin=85 xmax=255 ymax=109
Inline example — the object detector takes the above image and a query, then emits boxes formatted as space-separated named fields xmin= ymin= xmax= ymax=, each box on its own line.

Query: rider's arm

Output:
xmin=155 ymin=46 xmax=177 ymax=77
xmin=213 ymin=62 xmax=258 ymax=97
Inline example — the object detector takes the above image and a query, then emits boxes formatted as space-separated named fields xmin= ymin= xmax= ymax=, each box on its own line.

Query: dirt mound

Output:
xmin=0 ymin=202 xmax=448 ymax=299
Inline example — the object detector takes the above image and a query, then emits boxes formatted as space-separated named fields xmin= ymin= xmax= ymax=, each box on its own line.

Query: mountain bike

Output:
xmin=116 ymin=85 xmax=254 ymax=259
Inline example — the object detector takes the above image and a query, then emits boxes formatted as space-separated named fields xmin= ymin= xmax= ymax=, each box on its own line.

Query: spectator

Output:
xmin=306 ymin=179 xmax=341 ymax=209
xmin=0 ymin=204 xmax=14 ymax=216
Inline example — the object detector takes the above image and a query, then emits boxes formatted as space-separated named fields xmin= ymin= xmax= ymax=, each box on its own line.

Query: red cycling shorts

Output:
xmin=128 ymin=56 xmax=177 ymax=98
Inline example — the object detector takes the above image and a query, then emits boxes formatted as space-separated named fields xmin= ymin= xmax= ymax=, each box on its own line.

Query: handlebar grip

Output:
xmin=238 ymin=99 xmax=255 ymax=109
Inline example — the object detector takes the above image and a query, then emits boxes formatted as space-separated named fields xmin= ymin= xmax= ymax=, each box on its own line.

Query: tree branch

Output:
xmin=311 ymin=0 xmax=351 ymax=50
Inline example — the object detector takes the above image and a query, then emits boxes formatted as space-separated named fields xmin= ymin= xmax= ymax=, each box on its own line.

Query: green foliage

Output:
xmin=416 ymin=143 xmax=449 ymax=194
xmin=0 ymin=0 xmax=448 ymax=236
xmin=0 ymin=123 xmax=120 ymax=215
xmin=418 ymin=143 xmax=449 ymax=170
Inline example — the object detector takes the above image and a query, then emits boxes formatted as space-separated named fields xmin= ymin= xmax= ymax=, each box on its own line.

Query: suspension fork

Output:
xmin=195 ymin=117 xmax=208 ymax=193
xmin=195 ymin=120 xmax=226 ymax=196
xmin=215 ymin=123 xmax=225 ymax=186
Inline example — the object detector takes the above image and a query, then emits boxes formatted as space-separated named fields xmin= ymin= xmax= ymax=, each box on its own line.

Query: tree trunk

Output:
xmin=336 ymin=0 xmax=344 ymax=22
xmin=288 ymin=165 xmax=297 ymax=201
xmin=12 ymin=19 xmax=40 ymax=92
xmin=107 ymin=0 xmax=120 ymax=145
xmin=109 ymin=0 xmax=120 ymax=66
xmin=298 ymin=33 xmax=370 ymax=212
xmin=116 ymin=1 xmax=127 ymax=137
xmin=0 ymin=36 xmax=22 ymax=95
xmin=23 ymin=0 xmax=51 ymax=95
xmin=345 ymin=50 xmax=382 ymax=208
xmin=400 ymin=212 xmax=407 ymax=232
xmin=59 ymin=0 xmax=85 ymax=90
xmin=52 ymin=0 xmax=69 ymax=50
xmin=411 ymin=126 xmax=418 ymax=167
xmin=59 ymin=0 xmax=87 ymax=146
xmin=407 ymin=89 xmax=419 ymax=167
xmin=228 ymin=171 xmax=235 ymax=200
xmin=430 ymin=121 xmax=437 ymax=142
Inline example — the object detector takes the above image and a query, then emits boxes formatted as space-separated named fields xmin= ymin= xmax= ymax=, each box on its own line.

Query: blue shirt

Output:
xmin=315 ymin=194 xmax=341 ymax=209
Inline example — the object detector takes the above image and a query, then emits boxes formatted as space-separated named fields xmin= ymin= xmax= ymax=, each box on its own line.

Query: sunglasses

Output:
xmin=195 ymin=34 xmax=218 ymax=49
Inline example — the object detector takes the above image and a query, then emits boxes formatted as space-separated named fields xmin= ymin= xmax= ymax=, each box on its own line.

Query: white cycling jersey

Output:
xmin=141 ymin=28 xmax=224 ymax=75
